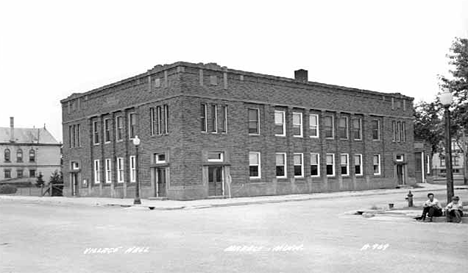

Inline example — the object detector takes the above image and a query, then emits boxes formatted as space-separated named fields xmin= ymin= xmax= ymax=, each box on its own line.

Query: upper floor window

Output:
xmin=275 ymin=110 xmax=286 ymax=136
xmin=116 ymin=116 xmax=123 ymax=141
xmin=402 ymin=122 xmax=406 ymax=142
xmin=93 ymin=120 xmax=99 ymax=145
xmin=211 ymin=105 xmax=218 ymax=133
xmin=69 ymin=124 xmax=81 ymax=148
xmin=352 ymin=118 xmax=362 ymax=140
xmin=396 ymin=121 xmax=401 ymax=142
xmin=104 ymin=119 xmax=111 ymax=143
xmin=29 ymin=149 xmax=35 ymax=162
xmin=220 ymin=105 xmax=227 ymax=133
xmin=248 ymin=108 xmax=260 ymax=135
xmin=17 ymin=149 xmax=23 ymax=162
xmin=324 ymin=116 xmax=334 ymax=139
xmin=372 ymin=120 xmax=381 ymax=140
xmin=309 ymin=114 xmax=319 ymax=138
xmin=292 ymin=112 xmax=303 ymax=137
xmin=339 ymin=116 xmax=348 ymax=139
xmin=249 ymin=152 xmax=261 ymax=179
xmin=128 ymin=113 xmax=137 ymax=139
xmin=150 ymin=108 xmax=156 ymax=136
xmin=392 ymin=121 xmax=396 ymax=142
xmin=201 ymin=104 xmax=207 ymax=132
xmin=4 ymin=149 xmax=10 ymax=162
xmin=164 ymin=105 xmax=169 ymax=134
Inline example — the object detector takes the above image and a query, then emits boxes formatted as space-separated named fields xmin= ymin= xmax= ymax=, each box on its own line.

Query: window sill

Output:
xmin=249 ymin=177 xmax=261 ymax=180
xmin=310 ymin=136 xmax=319 ymax=139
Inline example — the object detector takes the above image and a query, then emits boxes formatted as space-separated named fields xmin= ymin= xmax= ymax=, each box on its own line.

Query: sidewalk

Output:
xmin=1 ymin=183 xmax=465 ymax=210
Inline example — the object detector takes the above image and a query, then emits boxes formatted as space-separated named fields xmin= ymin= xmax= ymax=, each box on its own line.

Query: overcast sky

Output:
xmin=1 ymin=0 xmax=467 ymax=142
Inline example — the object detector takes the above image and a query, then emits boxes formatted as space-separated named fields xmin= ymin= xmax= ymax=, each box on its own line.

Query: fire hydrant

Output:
xmin=405 ymin=190 xmax=413 ymax=207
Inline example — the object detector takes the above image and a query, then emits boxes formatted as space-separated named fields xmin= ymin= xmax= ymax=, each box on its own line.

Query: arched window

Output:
xmin=17 ymin=149 xmax=23 ymax=162
xmin=29 ymin=149 xmax=36 ymax=163
xmin=4 ymin=149 xmax=10 ymax=162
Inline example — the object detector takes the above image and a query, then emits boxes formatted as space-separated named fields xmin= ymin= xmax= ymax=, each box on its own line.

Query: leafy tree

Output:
xmin=49 ymin=170 xmax=64 ymax=196
xmin=439 ymin=37 xmax=468 ymax=184
xmin=35 ymin=172 xmax=45 ymax=188
xmin=413 ymin=100 xmax=444 ymax=155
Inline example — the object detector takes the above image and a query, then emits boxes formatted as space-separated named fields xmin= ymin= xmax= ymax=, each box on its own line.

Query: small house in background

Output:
xmin=414 ymin=140 xmax=433 ymax=183
xmin=432 ymin=140 xmax=466 ymax=183
xmin=0 ymin=117 xmax=61 ymax=186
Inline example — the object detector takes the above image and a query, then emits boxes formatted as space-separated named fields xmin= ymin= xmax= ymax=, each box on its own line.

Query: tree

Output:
xmin=413 ymin=100 xmax=444 ymax=155
xmin=49 ymin=170 xmax=63 ymax=196
xmin=35 ymin=172 xmax=45 ymax=188
xmin=439 ymin=37 xmax=468 ymax=184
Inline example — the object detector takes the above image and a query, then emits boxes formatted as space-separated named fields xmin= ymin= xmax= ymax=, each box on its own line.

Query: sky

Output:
xmin=1 ymin=0 xmax=467 ymax=142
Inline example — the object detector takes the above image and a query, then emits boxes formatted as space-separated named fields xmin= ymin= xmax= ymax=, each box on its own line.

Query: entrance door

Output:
xmin=70 ymin=173 xmax=78 ymax=196
xmin=155 ymin=168 xmax=167 ymax=197
xmin=208 ymin=166 xmax=224 ymax=196
xmin=397 ymin=165 xmax=405 ymax=185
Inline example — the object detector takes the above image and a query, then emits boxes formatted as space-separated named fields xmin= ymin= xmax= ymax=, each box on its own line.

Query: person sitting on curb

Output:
xmin=445 ymin=196 xmax=464 ymax=223
xmin=419 ymin=193 xmax=443 ymax=222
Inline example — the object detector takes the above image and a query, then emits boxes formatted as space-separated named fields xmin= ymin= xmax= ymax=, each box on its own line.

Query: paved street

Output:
xmin=1 ymin=189 xmax=467 ymax=273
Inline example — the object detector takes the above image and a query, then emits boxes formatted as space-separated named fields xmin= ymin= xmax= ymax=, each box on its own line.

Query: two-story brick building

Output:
xmin=61 ymin=62 xmax=415 ymax=200
xmin=0 ymin=117 xmax=61 ymax=184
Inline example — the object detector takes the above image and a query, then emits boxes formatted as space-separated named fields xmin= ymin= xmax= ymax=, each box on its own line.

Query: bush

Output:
xmin=0 ymin=184 xmax=18 ymax=194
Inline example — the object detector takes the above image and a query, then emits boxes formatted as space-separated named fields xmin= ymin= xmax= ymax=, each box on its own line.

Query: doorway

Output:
xmin=397 ymin=164 xmax=405 ymax=185
xmin=208 ymin=166 xmax=224 ymax=196
xmin=70 ymin=173 xmax=78 ymax=196
xmin=154 ymin=167 xmax=167 ymax=197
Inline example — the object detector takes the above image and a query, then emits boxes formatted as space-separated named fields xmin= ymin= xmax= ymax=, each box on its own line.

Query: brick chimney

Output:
xmin=10 ymin=117 xmax=14 ymax=142
xmin=294 ymin=69 xmax=308 ymax=82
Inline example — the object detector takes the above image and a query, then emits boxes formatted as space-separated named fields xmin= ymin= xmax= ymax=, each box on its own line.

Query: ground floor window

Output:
xmin=293 ymin=153 xmax=304 ymax=177
xmin=354 ymin=154 xmax=362 ymax=176
xmin=276 ymin=153 xmax=287 ymax=178
xmin=326 ymin=154 xmax=335 ymax=176
xmin=373 ymin=154 xmax=381 ymax=175
xmin=105 ymin=158 xmax=112 ymax=183
xmin=310 ymin=153 xmax=320 ymax=177
xmin=249 ymin=152 xmax=261 ymax=179
xmin=4 ymin=169 xmax=11 ymax=179
xmin=340 ymin=154 xmax=349 ymax=176
xmin=29 ymin=169 xmax=36 ymax=178
xmin=93 ymin=160 xmax=100 ymax=184
xmin=130 ymin=156 xmax=136 ymax=182
xmin=117 ymin=157 xmax=124 ymax=183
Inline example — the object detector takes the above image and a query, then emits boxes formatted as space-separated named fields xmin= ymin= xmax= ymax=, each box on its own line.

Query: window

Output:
xmin=339 ymin=117 xmax=348 ymax=139
xmin=354 ymin=154 xmax=363 ymax=176
xmin=276 ymin=153 xmax=287 ymax=178
xmin=326 ymin=154 xmax=335 ymax=176
xmin=156 ymin=106 xmax=162 ymax=135
xmin=154 ymin=153 xmax=166 ymax=164
xmin=29 ymin=149 xmax=35 ymax=162
xmin=352 ymin=118 xmax=362 ymax=140
xmin=116 ymin=116 xmax=123 ymax=141
xmin=76 ymin=124 xmax=80 ymax=147
xmin=453 ymin=156 xmax=459 ymax=166
xmin=105 ymin=159 xmax=112 ymax=183
xmin=94 ymin=160 xmax=100 ymax=184
xmin=128 ymin=113 xmax=136 ymax=139
xmin=17 ymin=170 xmax=23 ymax=178
xmin=249 ymin=152 xmax=261 ymax=179
xmin=440 ymin=157 xmax=445 ymax=167
xmin=69 ymin=125 xmax=73 ymax=148
xmin=396 ymin=121 xmax=401 ymax=142
xmin=324 ymin=116 xmax=334 ymax=139
xmin=17 ymin=149 xmax=23 ymax=162
xmin=163 ymin=104 xmax=169 ymax=134
xmin=4 ymin=169 xmax=11 ymax=179
xmin=396 ymin=154 xmax=404 ymax=162
xmin=340 ymin=154 xmax=349 ymax=176
xmin=93 ymin=120 xmax=99 ymax=145
xmin=207 ymin=151 xmax=224 ymax=162
xmin=293 ymin=153 xmax=304 ymax=177
xmin=201 ymin=104 xmax=207 ymax=132
xmin=426 ymin=155 xmax=431 ymax=175
xmin=309 ymin=114 xmax=319 ymax=138
xmin=104 ymin=119 xmax=111 ymax=143
xmin=292 ymin=112 xmax=303 ymax=137
xmin=392 ymin=121 xmax=396 ymax=142
xmin=150 ymin=108 xmax=156 ymax=136
xmin=372 ymin=120 xmax=380 ymax=140
xmin=221 ymin=105 xmax=227 ymax=133
xmin=373 ymin=155 xmax=381 ymax=175
xmin=4 ymin=149 xmax=10 ymax=162
xmin=402 ymin=122 xmax=406 ymax=142
xmin=275 ymin=110 xmax=286 ymax=136
xmin=117 ymin=158 xmax=124 ymax=183
xmin=29 ymin=169 xmax=36 ymax=178
xmin=310 ymin=153 xmax=320 ymax=177
xmin=130 ymin=156 xmax=136 ymax=182
xmin=211 ymin=105 xmax=218 ymax=133
xmin=248 ymin=108 xmax=260 ymax=135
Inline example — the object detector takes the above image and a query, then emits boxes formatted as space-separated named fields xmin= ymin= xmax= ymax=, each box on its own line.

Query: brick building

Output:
xmin=1 ymin=117 xmax=61 ymax=184
xmin=61 ymin=62 xmax=415 ymax=200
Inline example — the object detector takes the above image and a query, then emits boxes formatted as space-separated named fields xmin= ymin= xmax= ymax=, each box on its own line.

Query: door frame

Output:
xmin=151 ymin=167 xmax=169 ymax=197
xmin=203 ymin=165 xmax=230 ymax=197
